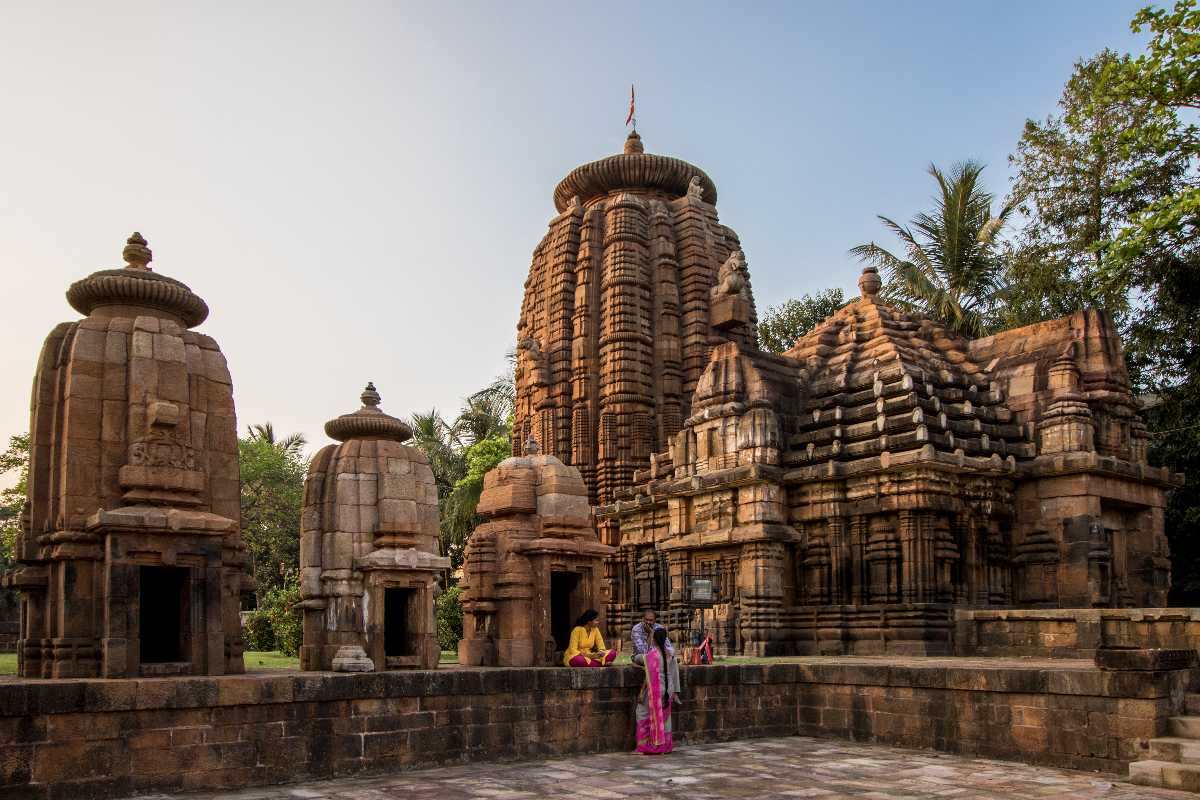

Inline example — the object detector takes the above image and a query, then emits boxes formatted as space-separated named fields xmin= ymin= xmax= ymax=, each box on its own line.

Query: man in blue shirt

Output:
xmin=631 ymin=609 xmax=673 ymax=663
xmin=631 ymin=610 xmax=681 ymax=703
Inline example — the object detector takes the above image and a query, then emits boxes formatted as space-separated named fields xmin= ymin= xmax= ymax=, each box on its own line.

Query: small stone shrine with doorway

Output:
xmin=5 ymin=233 xmax=249 ymax=678
xmin=298 ymin=383 xmax=448 ymax=671
xmin=458 ymin=438 xmax=614 ymax=666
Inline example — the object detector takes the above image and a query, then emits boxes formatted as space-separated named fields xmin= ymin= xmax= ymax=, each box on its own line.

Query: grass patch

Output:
xmin=244 ymin=650 xmax=299 ymax=671
xmin=0 ymin=652 xmax=14 ymax=676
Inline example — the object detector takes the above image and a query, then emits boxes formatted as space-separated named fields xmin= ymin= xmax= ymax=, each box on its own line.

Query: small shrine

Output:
xmin=298 ymin=383 xmax=448 ymax=671
xmin=458 ymin=437 xmax=614 ymax=667
xmin=5 ymin=233 xmax=249 ymax=678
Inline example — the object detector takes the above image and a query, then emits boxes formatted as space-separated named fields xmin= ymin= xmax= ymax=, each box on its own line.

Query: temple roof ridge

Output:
xmin=551 ymin=130 xmax=718 ymax=212
xmin=324 ymin=382 xmax=413 ymax=443
xmin=64 ymin=232 xmax=210 ymax=327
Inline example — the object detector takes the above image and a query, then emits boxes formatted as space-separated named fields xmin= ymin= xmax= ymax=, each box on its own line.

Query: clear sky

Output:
xmin=0 ymin=0 xmax=1151 ymax=467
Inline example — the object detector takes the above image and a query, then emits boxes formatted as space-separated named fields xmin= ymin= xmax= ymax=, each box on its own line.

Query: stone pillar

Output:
xmin=738 ymin=541 xmax=786 ymax=656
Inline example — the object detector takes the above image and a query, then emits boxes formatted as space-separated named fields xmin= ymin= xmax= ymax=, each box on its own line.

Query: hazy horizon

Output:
xmin=0 ymin=0 xmax=1150 ymax=479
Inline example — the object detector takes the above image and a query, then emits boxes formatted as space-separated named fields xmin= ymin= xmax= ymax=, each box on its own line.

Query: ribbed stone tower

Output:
xmin=6 ymin=233 xmax=248 ymax=678
xmin=514 ymin=131 xmax=760 ymax=507
xmin=298 ymin=383 xmax=448 ymax=671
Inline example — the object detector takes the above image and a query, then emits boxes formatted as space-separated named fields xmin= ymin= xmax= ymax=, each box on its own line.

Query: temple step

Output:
xmin=1129 ymin=760 xmax=1200 ymax=792
xmin=1150 ymin=737 xmax=1200 ymax=764
xmin=1170 ymin=717 xmax=1200 ymax=739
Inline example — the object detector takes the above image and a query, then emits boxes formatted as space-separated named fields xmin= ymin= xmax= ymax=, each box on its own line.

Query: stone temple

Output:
xmin=458 ymin=438 xmax=613 ymax=667
xmin=5 ymin=234 xmax=248 ymax=677
xmin=514 ymin=134 xmax=1181 ymax=657
xmin=298 ymin=383 xmax=448 ymax=671
xmin=513 ymin=130 xmax=759 ymax=508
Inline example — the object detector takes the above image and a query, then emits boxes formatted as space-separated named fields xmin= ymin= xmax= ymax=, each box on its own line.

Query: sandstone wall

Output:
xmin=955 ymin=608 xmax=1200 ymax=658
xmin=0 ymin=659 xmax=1191 ymax=798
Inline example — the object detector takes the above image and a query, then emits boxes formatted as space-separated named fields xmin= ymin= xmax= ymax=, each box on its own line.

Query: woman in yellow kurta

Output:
xmin=564 ymin=609 xmax=619 ymax=667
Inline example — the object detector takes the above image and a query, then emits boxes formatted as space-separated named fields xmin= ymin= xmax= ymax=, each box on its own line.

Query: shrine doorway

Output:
xmin=550 ymin=571 xmax=582 ymax=652
xmin=139 ymin=566 xmax=190 ymax=664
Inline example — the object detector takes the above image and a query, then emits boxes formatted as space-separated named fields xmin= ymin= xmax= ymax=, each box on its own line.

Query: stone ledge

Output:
xmin=0 ymin=656 xmax=1188 ymax=717
xmin=0 ymin=655 xmax=1194 ymax=799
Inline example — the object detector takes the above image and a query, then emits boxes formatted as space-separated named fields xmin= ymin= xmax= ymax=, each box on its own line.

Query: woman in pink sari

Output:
xmin=635 ymin=628 xmax=677 ymax=754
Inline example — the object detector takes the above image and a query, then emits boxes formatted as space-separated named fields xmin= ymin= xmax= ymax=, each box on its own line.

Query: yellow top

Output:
xmin=563 ymin=625 xmax=606 ymax=666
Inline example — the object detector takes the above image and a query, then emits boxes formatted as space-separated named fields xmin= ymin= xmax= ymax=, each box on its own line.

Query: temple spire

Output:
xmin=624 ymin=130 xmax=644 ymax=154
xmin=122 ymin=232 xmax=152 ymax=270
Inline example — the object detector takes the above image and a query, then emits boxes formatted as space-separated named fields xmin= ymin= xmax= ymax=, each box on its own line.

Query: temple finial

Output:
xmin=858 ymin=265 xmax=882 ymax=300
xmin=624 ymin=130 xmax=644 ymax=155
xmin=361 ymin=382 xmax=381 ymax=408
xmin=123 ymin=232 xmax=152 ymax=270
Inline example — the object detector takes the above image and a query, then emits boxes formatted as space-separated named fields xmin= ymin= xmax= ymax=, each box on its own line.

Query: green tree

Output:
xmin=436 ymin=584 xmax=463 ymax=651
xmin=851 ymin=162 xmax=1016 ymax=337
xmin=440 ymin=435 xmax=511 ymax=567
xmin=1092 ymin=1 xmax=1200 ymax=603
xmin=1002 ymin=50 xmax=1188 ymax=330
xmin=239 ymin=423 xmax=307 ymax=604
xmin=1102 ymin=0 xmax=1199 ymax=281
xmin=0 ymin=433 xmax=29 ymax=617
xmin=409 ymin=360 xmax=514 ymax=565
xmin=757 ymin=288 xmax=846 ymax=353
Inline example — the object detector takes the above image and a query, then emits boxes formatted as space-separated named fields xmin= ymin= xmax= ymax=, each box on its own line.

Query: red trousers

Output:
xmin=568 ymin=650 xmax=617 ymax=667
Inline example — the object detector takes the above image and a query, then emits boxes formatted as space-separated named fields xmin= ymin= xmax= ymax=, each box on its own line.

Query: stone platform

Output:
xmin=0 ymin=655 xmax=1192 ymax=799
xmin=166 ymin=735 xmax=1192 ymax=800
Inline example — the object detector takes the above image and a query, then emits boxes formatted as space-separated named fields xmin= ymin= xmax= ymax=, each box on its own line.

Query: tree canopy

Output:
xmin=850 ymin=162 xmax=1016 ymax=337
xmin=757 ymin=289 xmax=846 ymax=353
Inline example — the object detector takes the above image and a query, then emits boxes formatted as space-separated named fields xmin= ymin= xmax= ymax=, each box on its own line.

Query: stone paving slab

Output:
xmin=143 ymin=735 xmax=1195 ymax=800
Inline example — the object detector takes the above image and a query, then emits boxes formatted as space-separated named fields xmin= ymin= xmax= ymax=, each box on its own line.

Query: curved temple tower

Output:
xmin=6 ymin=234 xmax=248 ymax=678
xmin=513 ymin=131 xmax=760 ymax=509
xmin=299 ymin=384 xmax=449 ymax=671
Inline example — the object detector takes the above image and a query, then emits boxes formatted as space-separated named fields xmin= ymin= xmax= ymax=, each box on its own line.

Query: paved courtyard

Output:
xmin=154 ymin=735 xmax=1192 ymax=800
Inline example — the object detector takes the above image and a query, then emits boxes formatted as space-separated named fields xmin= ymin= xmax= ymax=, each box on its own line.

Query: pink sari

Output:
xmin=635 ymin=646 xmax=673 ymax=754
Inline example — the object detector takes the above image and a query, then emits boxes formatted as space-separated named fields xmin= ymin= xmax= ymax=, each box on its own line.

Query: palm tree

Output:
xmin=245 ymin=422 xmax=306 ymax=456
xmin=408 ymin=409 xmax=466 ymax=499
xmin=850 ymin=161 xmax=1017 ymax=337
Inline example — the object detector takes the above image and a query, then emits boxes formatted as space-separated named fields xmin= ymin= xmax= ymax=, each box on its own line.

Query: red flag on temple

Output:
xmin=626 ymin=84 xmax=635 ymax=126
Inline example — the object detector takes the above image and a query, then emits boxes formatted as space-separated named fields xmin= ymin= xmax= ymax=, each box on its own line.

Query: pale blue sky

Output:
xmin=0 ymin=0 xmax=1150 ymax=462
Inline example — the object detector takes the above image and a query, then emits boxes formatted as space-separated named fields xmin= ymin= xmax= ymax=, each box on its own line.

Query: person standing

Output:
xmin=631 ymin=610 xmax=681 ymax=704
xmin=634 ymin=627 xmax=677 ymax=755
xmin=564 ymin=609 xmax=619 ymax=667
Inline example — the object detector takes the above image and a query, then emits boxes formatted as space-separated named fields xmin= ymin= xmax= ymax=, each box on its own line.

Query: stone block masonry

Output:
xmin=0 ymin=656 xmax=1192 ymax=799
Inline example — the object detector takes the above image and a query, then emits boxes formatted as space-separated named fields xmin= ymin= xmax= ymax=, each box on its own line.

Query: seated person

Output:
xmin=630 ymin=609 xmax=681 ymax=703
xmin=564 ymin=609 xmax=619 ymax=667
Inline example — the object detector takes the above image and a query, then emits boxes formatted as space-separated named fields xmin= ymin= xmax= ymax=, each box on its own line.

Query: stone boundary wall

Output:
xmin=955 ymin=608 xmax=1200 ymax=658
xmin=0 ymin=660 xmax=1191 ymax=799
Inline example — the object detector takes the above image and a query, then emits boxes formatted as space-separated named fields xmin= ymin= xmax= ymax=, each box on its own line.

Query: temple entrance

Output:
xmin=384 ymin=587 xmax=414 ymax=657
xmin=139 ymin=566 xmax=189 ymax=664
xmin=550 ymin=571 xmax=581 ymax=652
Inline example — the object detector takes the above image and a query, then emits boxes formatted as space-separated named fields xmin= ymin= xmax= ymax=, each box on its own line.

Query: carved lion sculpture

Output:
xmin=715 ymin=250 xmax=750 ymax=298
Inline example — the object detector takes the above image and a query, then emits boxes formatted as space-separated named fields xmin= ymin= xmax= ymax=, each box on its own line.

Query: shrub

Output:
xmin=242 ymin=610 xmax=276 ymax=651
xmin=436 ymin=585 xmax=463 ymax=652
xmin=241 ymin=571 xmax=302 ymax=656
xmin=260 ymin=576 xmax=303 ymax=657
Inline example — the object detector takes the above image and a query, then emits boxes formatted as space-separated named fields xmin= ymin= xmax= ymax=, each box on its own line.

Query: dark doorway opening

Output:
xmin=384 ymin=588 xmax=414 ymax=657
xmin=550 ymin=571 xmax=582 ymax=652
xmin=139 ymin=566 xmax=189 ymax=663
